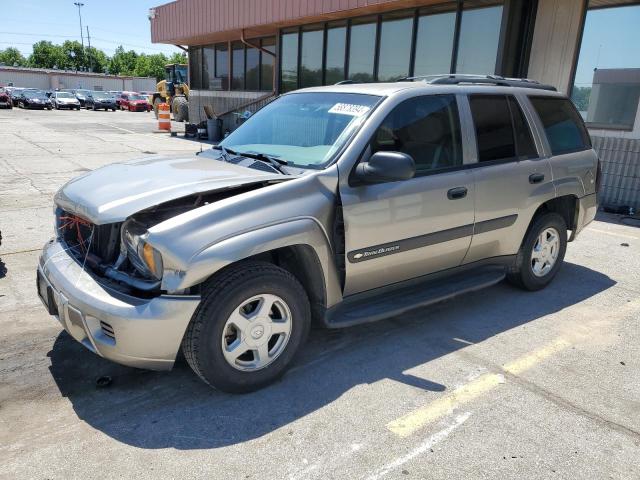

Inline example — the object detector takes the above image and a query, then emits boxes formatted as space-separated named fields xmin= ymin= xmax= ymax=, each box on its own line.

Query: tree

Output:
xmin=108 ymin=46 xmax=138 ymax=76
xmin=134 ymin=53 xmax=169 ymax=81
xmin=28 ymin=41 xmax=65 ymax=69
xmin=86 ymin=47 xmax=108 ymax=73
xmin=0 ymin=47 xmax=27 ymax=67
xmin=61 ymin=40 xmax=85 ymax=70
xmin=168 ymin=52 xmax=187 ymax=65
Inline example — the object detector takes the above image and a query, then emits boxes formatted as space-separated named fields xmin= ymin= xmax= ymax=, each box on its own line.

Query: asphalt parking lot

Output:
xmin=1 ymin=106 xmax=640 ymax=480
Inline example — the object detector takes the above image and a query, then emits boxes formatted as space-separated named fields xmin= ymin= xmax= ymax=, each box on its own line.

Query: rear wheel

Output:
xmin=182 ymin=262 xmax=311 ymax=393
xmin=507 ymin=213 xmax=567 ymax=291
xmin=172 ymin=96 xmax=189 ymax=122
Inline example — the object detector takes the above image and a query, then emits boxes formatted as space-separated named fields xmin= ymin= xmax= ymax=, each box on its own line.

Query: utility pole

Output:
xmin=86 ymin=26 xmax=92 ymax=72
xmin=74 ymin=2 xmax=85 ymax=70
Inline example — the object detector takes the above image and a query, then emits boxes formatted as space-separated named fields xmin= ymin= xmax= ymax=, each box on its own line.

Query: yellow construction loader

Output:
xmin=152 ymin=63 xmax=190 ymax=122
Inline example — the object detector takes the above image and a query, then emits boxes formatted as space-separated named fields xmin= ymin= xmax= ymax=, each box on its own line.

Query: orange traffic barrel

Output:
xmin=158 ymin=103 xmax=171 ymax=131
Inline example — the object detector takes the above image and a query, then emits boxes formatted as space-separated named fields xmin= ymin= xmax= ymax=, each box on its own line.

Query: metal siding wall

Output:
xmin=592 ymin=136 xmax=640 ymax=209
xmin=0 ymin=71 xmax=49 ymax=89
xmin=132 ymin=78 xmax=159 ymax=91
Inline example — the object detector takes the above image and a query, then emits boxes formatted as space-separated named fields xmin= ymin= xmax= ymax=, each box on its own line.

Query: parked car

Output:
xmin=16 ymin=90 xmax=53 ymax=109
xmin=108 ymin=90 xmax=123 ymax=104
xmin=85 ymin=91 xmax=117 ymax=111
xmin=0 ymin=87 xmax=12 ymax=109
xmin=37 ymin=75 xmax=599 ymax=393
xmin=120 ymin=93 xmax=152 ymax=112
xmin=51 ymin=91 xmax=81 ymax=110
xmin=114 ymin=91 xmax=133 ymax=108
xmin=8 ymin=87 xmax=26 ymax=106
xmin=74 ymin=89 xmax=92 ymax=107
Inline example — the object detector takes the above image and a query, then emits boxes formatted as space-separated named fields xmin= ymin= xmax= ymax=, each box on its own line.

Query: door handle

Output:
xmin=529 ymin=173 xmax=545 ymax=184
xmin=447 ymin=187 xmax=468 ymax=200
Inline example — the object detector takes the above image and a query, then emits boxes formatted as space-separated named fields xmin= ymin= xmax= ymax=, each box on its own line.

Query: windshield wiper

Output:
xmin=212 ymin=145 xmax=238 ymax=163
xmin=237 ymin=151 xmax=288 ymax=174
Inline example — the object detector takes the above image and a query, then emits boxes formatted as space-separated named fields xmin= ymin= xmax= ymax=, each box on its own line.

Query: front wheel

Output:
xmin=507 ymin=212 xmax=567 ymax=291
xmin=182 ymin=262 xmax=311 ymax=393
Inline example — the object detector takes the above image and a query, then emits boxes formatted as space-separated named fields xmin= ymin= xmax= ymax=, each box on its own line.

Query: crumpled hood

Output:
xmin=55 ymin=155 xmax=285 ymax=224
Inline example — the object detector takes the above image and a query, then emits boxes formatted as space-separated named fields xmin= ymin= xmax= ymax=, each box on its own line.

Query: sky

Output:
xmin=1 ymin=0 xmax=181 ymax=58
xmin=573 ymin=4 xmax=640 ymax=87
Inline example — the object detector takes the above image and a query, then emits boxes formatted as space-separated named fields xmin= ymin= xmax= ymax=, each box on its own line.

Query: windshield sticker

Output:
xmin=328 ymin=103 xmax=371 ymax=116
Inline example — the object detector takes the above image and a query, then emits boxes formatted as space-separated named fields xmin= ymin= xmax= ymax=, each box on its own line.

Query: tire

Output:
xmin=507 ymin=212 xmax=567 ymax=291
xmin=182 ymin=261 xmax=311 ymax=393
xmin=172 ymin=96 xmax=189 ymax=122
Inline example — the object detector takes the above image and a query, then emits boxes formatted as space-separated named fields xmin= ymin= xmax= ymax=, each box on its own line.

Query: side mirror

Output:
xmin=353 ymin=151 xmax=416 ymax=184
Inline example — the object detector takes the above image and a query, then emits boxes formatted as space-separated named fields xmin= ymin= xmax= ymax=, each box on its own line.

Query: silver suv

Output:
xmin=37 ymin=75 xmax=599 ymax=392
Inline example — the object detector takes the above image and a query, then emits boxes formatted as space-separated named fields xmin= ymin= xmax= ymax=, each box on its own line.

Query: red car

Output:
xmin=120 ymin=93 xmax=152 ymax=112
xmin=0 ymin=87 xmax=12 ymax=109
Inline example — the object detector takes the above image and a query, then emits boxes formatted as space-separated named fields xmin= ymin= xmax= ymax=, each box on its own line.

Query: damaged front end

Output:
xmin=55 ymin=182 xmax=276 ymax=297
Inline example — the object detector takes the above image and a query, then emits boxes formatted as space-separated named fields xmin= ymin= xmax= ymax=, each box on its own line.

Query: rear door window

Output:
xmin=469 ymin=95 xmax=516 ymax=162
xmin=508 ymin=96 xmax=538 ymax=160
xmin=529 ymin=96 xmax=591 ymax=155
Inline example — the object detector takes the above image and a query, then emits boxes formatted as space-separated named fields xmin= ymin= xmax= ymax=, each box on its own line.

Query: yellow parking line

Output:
xmin=387 ymin=338 xmax=571 ymax=437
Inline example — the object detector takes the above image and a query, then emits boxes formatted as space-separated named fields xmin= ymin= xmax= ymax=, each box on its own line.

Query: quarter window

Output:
xmin=371 ymin=95 xmax=462 ymax=174
xmin=530 ymin=97 xmax=591 ymax=155
xmin=470 ymin=95 xmax=516 ymax=162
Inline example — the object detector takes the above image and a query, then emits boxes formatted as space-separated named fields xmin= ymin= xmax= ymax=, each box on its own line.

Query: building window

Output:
xmin=348 ymin=17 xmax=377 ymax=83
xmin=413 ymin=7 xmax=456 ymax=77
xmin=214 ymin=44 xmax=229 ymax=91
xmin=571 ymin=3 xmax=640 ymax=130
xmin=300 ymin=25 xmax=324 ymax=88
xmin=202 ymin=46 xmax=215 ymax=90
xmin=325 ymin=21 xmax=347 ymax=85
xmin=280 ymin=30 xmax=299 ymax=93
xmin=189 ymin=47 xmax=203 ymax=89
xmin=377 ymin=13 xmax=413 ymax=82
xmin=231 ymin=42 xmax=245 ymax=90
xmin=261 ymin=38 xmax=276 ymax=91
xmin=456 ymin=3 xmax=503 ymax=74
xmin=246 ymin=46 xmax=260 ymax=91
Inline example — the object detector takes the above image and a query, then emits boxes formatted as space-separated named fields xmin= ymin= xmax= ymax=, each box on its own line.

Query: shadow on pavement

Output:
xmin=48 ymin=262 xmax=614 ymax=450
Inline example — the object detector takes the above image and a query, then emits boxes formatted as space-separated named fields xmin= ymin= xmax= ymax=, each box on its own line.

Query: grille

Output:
xmin=100 ymin=321 xmax=115 ymax=340
xmin=56 ymin=208 xmax=122 ymax=264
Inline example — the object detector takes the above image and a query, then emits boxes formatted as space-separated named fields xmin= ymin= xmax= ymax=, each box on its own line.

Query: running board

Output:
xmin=323 ymin=266 xmax=506 ymax=328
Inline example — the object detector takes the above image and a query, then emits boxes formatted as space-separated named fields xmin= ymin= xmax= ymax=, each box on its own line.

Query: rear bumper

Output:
xmin=573 ymin=193 xmax=598 ymax=239
xmin=38 ymin=239 xmax=201 ymax=370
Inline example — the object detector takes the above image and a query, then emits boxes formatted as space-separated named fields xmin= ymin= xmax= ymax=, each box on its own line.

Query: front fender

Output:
xmin=161 ymin=218 xmax=343 ymax=307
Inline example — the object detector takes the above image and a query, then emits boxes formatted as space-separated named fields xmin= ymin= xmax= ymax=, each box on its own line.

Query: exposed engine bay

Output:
xmin=56 ymin=182 xmax=277 ymax=296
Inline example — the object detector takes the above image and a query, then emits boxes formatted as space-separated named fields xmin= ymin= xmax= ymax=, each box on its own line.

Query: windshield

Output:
xmin=92 ymin=92 xmax=111 ymax=99
xmin=220 ymin=92 xmax=380 ymax=168
xmin=56 ymin=92 xmax=74 ymax=98
xmin=76 ymin=90 xmax=90 ymax=96
xmin=24 ymin=90 xmax=47 ymax=99
xmin=129 ymin=95 xmax=146 ymax=101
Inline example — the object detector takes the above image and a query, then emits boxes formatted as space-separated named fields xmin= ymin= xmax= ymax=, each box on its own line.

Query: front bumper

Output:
xmin=38 ymin=239 xmax=200 ymax=370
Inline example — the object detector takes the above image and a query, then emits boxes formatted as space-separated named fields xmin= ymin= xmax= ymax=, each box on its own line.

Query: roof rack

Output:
xmin=398 ymin=74 xmax=557 ymax=91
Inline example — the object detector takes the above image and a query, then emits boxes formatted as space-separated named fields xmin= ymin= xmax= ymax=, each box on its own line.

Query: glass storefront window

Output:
xmin=246 ymin=47 xmax=260 ymax=91
xmin=261 ymin=38 xmax=276 ymax=91
xmin=414 ymin=10 xmax=456 ymax=77
xmin=348 ymin=17 xmax=377 ymax=82
xmin=571 ymin=4 xmax=640 ymax=129
xmin=456 ymin=5 xmax=503 ymax=74
xmin=300 ymin=26 xmax=324 ymax=88
xmin=231 ymin=42 xmax=245 ymax=90
xmin=215 ymin=44 xmax=228 ymax=90
xmin=189 ymin=47 xmax=202 ymax=89
xmin=325 ymin=22 xmax=346 ymax=85
xmin=377 ymin=13 xmax=413 ymax=82
xmin=202 ymin=46 xmax=215 ymax=90
xmin=281 ymin=30 xmax=299 ymax=92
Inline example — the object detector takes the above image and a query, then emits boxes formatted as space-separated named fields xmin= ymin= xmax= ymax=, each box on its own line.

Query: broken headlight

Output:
xmin=122 ymin=219 xmax=164 ymax=280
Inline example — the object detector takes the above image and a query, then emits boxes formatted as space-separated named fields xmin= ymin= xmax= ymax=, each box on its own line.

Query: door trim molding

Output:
xmin=347 ymin=214 xmax=517 ymax=263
